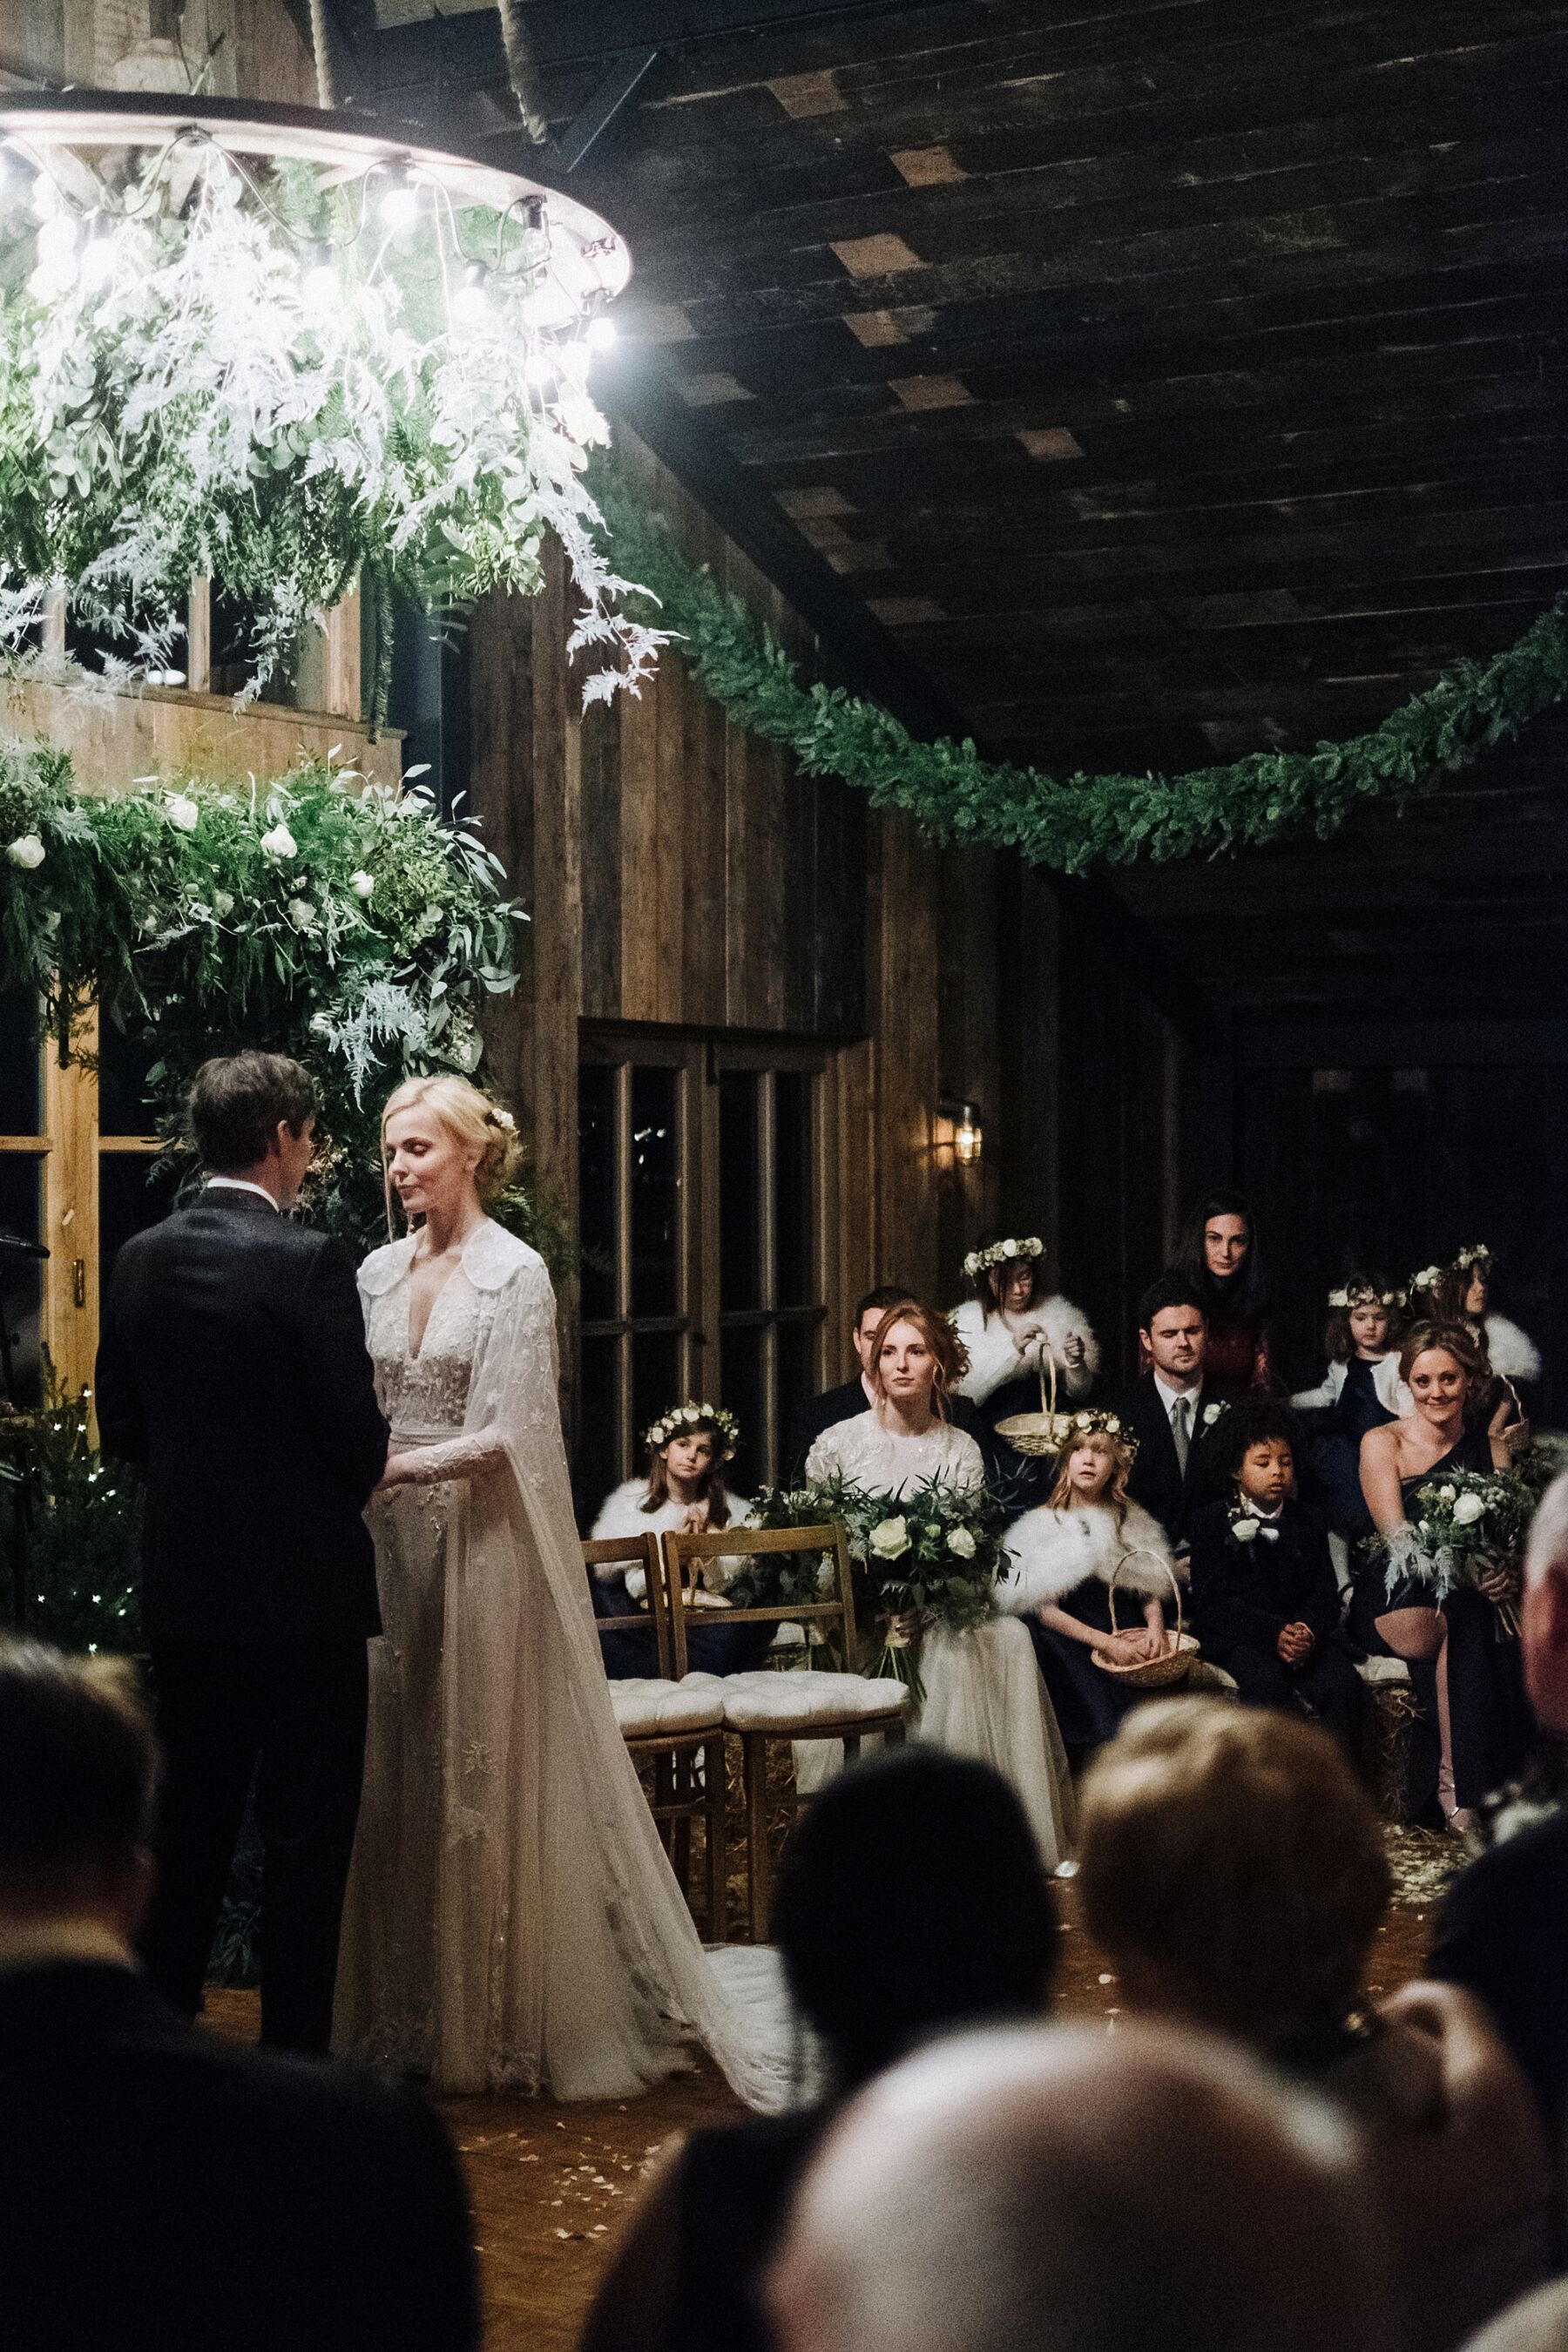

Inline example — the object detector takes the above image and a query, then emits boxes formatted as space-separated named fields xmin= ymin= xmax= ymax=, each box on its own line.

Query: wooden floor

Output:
xmin=203 ymin=1848 xmax=1447 ymax=2352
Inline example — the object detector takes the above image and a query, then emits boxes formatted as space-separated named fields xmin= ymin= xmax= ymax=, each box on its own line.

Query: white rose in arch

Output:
xmin=947 ymin=1525 xmax=977 ymax=1560
xmin=1233 ymin=1517 xmax=1260 ymax=1544
xmin=6 ymin=834 xmax=44 ymax=869
xmin=166 ymin=793 xmax=199 ymax=833
xmin=260 ymin=821 xmax=296 ymax=861
xmin=212 ymin=889 xmax=234 ymax=916
xmin=287 ymin=896 xmax=316 ymax=932
xmin=868 ymin=1516 xmax=911 ymax=1562
xmin=349 ymin=869 xmax=375 ymax=900
xmin=1451 ymin=1492 xmax=1487 ymax=1527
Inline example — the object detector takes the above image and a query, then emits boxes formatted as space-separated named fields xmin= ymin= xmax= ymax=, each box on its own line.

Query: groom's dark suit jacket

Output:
xmin=1113 ymin=1375 xmax=1227 ymax=1546
xmin=96 ymin=1188 xmax=389 ymax=1645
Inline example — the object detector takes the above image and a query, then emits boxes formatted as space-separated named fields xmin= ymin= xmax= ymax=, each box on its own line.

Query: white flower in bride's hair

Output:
xmin=1232 ymin=1517 xmax=1260 ymax=1544
xmin=6 ymin=833 xmax=44 ymax=869
xmin=1452 ymin=1492 xmax=1486 ymax=1527
xmin=868 ymin=1516 xmax=911 ymax=1563
xmin=165 ymin=793 xmax=199 ymax=833
xmin=490 ymin=1107 xmax=517 ymax=1132
xmin=349 ymin=869 xmax=375 ymax=899
xmin=946 ymin=1525 xmax=977 ymax=1560
xmin=260 ymin=821 xmax=295 ymax=861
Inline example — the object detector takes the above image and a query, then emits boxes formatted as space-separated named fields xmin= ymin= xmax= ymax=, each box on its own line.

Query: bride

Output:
xmin=334 ymin=1076 xmax=781 ymax=2103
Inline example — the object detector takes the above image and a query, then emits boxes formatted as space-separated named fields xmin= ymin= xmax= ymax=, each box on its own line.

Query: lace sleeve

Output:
xmin=383 ymin=1257 xmax=570 ymax=1491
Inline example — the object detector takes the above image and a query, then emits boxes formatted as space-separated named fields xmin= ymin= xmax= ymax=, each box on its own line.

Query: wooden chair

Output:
xmin=584 ymin=1534 xmax=728 ymax=1936
xmin=661 ymin=1523 xmax=910 ymax=1941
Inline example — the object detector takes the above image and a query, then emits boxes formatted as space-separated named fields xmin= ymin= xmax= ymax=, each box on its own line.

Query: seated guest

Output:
xmin=788 ymin=1285 xmax=994 ymax=1486
xmin=998 ymin=1412 xmax=1175 ymax=1757
xmin=1115 ymin=1272 xmax=1228 ymax=1548
xmin=806 ymin=1304 xmax=1074 ymax=1865
xmin=0 ymin=1637 xmax=478 ymax=2352
xmin=580 ymin=1748 xmax=1057 ymax=2352
xmin=1078 ymin=1700 xmax=1551 ymax=2349
xmin=1292 ymin=1277 xmax=1409 ymax=1556
xmin=590 ymin=1402 xmax=773 ymax=1677
xmin=947 ymin=1233 xmax=1098 ymax=1409
xmin=1429 ymin=1471 xmax=1568 ymax=2156
xmin=767 ymin=2018 xmax=1394 ymax=2352
xmin=1188 ymin=1401 xmax=1366 ymax=1750
xmin=1168 ymin=1187 xmax=1282 ymax=1396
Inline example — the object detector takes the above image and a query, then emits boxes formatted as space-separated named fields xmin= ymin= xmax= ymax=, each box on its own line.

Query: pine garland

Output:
xmin=588 ymin=463 xmax=1568 ymax=874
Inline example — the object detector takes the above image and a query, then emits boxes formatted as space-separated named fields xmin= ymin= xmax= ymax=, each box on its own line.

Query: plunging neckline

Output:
xmin=405 ymin=1253 xmax=463 ymax=1362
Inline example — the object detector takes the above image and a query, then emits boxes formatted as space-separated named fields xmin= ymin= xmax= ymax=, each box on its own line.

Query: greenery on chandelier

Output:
xmin=0 ymin=144 xmax=658 ymax=721
xmin=0 ymin=740 xmax=558 ymax=1257
xmin=589 ymin=465 xmax=1568 ymax=874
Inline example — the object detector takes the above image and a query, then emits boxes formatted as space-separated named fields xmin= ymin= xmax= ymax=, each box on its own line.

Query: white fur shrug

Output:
xmin=998 ymin=1501 xmax=1175 ymax=1616
xmin=1485 ymin=1314 xmax=1542 ymax=1383
xmin=948 ymin=1294 xmax=1100 ymax=1406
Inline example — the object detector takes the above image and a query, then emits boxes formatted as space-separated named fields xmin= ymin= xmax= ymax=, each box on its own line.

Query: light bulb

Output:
xmin=37 ymin=210 xmax=78 ymax=264
xmin=451 ymin=260 xmax=490 ymax=326
xmin=79 ymin=214 xmax=115 ymax=291
xmin=301 ymin=240 xmax=337 ymax=309
xmin=585 ymin=314 xmax=618 ymax=351
xmin=378 ymin=166 xmax=418 ymax=230
xmin=524 ymin=349 xmax=558 ymax=389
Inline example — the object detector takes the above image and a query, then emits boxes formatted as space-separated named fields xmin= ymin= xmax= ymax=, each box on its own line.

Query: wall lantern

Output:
xmin=936 ymin=1098 xmax=984 ymax=1168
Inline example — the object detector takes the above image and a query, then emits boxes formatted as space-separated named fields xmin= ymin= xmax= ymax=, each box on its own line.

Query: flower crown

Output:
xmin=1057 ymin=1407 xmax=1140 ymax=1462
xmin=1409 ymin=1265 xmax=1448 ymax=1297
xmin=964 ymin=1235 xmax=1045 ymax=1280
xmin=1453 ymin=1243 xmax=1492 ymax=1271
xmin=1328 ymin=1283 xmax=1406 ymax=1311
xmin=644 ymin=1401 xmax=739 ymax=1458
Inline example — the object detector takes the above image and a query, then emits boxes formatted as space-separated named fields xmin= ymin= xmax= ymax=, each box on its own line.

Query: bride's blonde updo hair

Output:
xmin=381 ymin=1075 xmax=524 ymax=1220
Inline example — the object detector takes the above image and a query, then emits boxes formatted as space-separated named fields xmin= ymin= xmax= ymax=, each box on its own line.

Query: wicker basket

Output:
xmin=1092 ymin=1551 xmax=1200 ymax=1689
xmin=994 ymin=1356 xmax=1071 ymax=1458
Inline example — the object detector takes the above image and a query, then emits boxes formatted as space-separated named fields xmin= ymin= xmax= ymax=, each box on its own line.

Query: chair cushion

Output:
xmin=609 ymin=1674 xmax=727 ymax=1738
xmin=1356 ymin=1655 xmax=1412 ymax=1686
xmin=720 ymin=1668 xmax=912 ymax=1732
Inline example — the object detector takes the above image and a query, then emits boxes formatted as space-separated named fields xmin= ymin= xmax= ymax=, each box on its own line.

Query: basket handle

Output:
xmin=1036 ymin=1349 xmax=1058 ymax=1422
xmin=1105 ymin=1549 xmax=1185 ymax=1646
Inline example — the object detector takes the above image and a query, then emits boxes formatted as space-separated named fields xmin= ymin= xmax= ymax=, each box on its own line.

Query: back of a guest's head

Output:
xmin=773 ymin=1749 xmax=1055 ymax=2091
xmin=1078 ymin=1700 xmax=1389 ymax=2048
xmin=1463 ymin=2277 xmax=1568 ymax=2352
xmin=188 ymin=1051 xmax=316 ymax=1173
xmin=1524 ymin=1470 xmax=1568 ymax=1739
xmin=0 ymin=1637 xmax=157 ymax=1918
xmin=769 ymin=2020 xmax=1389 ymax=2352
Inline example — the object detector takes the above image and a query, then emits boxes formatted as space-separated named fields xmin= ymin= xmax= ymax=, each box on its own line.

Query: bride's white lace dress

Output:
xmin=333 ymin=1220 xmax=784 ymax=2103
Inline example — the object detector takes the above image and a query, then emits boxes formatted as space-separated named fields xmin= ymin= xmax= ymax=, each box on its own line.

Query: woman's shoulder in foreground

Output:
xmin=357 ymin=1234 xmax=416 ymax=1294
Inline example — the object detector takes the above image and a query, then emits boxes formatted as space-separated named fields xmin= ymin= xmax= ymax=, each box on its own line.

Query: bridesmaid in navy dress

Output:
xmin=1360 ymin=1321 xmax=1532 ymax=1833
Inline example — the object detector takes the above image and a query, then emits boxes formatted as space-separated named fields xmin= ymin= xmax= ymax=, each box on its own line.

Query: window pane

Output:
xmin=98 ymin=1020 xmax=162 ymax=1139
xmin=0 ymin=988 xmax=40 ymax=1135
xmin=0 ymin=1155 xmax=44 ymax=1408
xmin=631 ymin=1329 xmax=681 ymax=1463
xmin=629 ymin=1067 xmax=679 ymax=1319
xmin=776 ymin=1318 xmax=821 ymax=1485
xmin=720 ymin=1324 xmax=766 ymax=1498
xmin=719 ymin=1072 xmax=761 ymax=1310
xmin=99 ymin=1154 xmax=182 ymax=1300
xmin=576 ymin=1335 xmax=621 ymax=1524
xmin=774 ymin=1071 xmax=814 ymax=1308
xmin=577 ymin=1064 xmax=618 ymax=1322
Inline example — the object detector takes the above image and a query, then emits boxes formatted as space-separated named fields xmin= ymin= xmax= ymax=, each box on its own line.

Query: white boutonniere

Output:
xmin=1202 ymin=1402 xmax=1225 ymax=1427
xmin=1232 ymin=1515 xmax=1260 ymax=1544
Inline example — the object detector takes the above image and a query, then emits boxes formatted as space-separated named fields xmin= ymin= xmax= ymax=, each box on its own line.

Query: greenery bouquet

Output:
xmin=1373 ymin=1465 xmax=1535 ymax=1636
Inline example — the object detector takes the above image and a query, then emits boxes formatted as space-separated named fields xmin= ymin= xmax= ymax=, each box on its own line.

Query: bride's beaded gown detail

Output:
xmin=334 ymin=1220 xmax=780 ymax=2103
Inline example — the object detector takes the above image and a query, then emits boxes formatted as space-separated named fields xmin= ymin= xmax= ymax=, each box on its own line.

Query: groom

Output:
xmin=96 ymin=1051 xmax=389 ymax=2052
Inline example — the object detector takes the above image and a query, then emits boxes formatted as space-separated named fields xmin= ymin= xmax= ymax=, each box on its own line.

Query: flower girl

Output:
xmin=590 ymin=1402 xmax=772 ymax=1676
xmin=998 ymin=1414 xmax=1176 ymax=1754
xmin=1291 ymin=1280 xmax=1409 ymax=1552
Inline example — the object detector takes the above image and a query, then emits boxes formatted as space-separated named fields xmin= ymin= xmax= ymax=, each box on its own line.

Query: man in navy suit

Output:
xmin=1114 ymin=1274 xmax=1227 ymax=1549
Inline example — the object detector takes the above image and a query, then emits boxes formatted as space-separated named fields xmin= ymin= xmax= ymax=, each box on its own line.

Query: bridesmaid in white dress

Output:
xmin=805 ymin=1302 xmax=1075 ymax=1865
xmin=334 ymin=1076 xmax=785 ymax=2105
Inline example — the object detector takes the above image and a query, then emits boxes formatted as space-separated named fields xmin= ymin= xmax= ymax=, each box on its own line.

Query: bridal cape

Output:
xmin=334 ymin=1220 xmax=788 ymax=2105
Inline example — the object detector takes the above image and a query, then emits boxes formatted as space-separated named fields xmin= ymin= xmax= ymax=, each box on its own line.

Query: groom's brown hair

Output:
xmin=188 ymin=1051 xmax=317 ymax=1173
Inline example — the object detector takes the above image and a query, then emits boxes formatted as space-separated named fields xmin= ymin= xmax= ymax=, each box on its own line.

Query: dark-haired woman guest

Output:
xmin=578 ymin=1748 xmax=1058 ymax=2352
xmin=1163 ymin=1190 xmax=1281 ymax=1397
xmin=1360 ymin=1323 xmax=1532 ymax=1832
xmin=590 ymin=1402 xmax=772 ymax=1677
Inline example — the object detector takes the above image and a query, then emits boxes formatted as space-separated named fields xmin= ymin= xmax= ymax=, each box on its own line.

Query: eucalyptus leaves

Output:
xmin=0 ymin=145 xmax=659 ymax=720
xmin=0 ymin=739 xmax=539 ymax=1253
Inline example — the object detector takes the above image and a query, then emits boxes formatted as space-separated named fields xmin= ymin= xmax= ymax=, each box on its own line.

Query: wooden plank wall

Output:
xmin=466 ymin=429 xmax=1004 ymax=1375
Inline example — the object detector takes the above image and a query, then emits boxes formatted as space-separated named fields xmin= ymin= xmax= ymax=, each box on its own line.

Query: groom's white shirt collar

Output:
xmin=206 ymin=1177 xmax=279 ymax=1212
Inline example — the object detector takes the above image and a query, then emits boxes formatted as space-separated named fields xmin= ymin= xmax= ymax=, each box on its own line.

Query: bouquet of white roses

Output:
xmin=1375 ymin=1466 xmax=1533 ymax=1635
xmin=742 ymin=1474 xmax=1009 ymax=1700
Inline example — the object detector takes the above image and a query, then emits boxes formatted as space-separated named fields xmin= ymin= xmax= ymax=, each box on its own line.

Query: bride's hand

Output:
xmin=375 ymin=1451 xmax=421 ymax=1490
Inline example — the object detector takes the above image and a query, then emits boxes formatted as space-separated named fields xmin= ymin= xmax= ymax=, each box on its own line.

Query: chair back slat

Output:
xmin=583 ymin=1532 xmax=670 ymax=1678
xmin=661 ymin=1522 xmax=860 ymax=1679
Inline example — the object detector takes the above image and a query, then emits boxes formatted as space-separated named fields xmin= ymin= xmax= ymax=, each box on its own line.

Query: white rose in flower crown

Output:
xmin=1451 ymin=1493 xmax=1487 ymax=1527
xmin=259 ymin=821 xmax=296 ymax=861
xmin=6 ymin=834 xmax=44 ymax=869
xmin=1233 ymin=1517 xmax=1260 ymax=1544
xmin=166 ymin=794 xmax=199 ymax=833
xmin=947 ymin=1525 xmax=977 ymax=1561
xmin=1001 ymin=1239 xmax=1018 ymax=1259
xmin=349 ymin=869 xmax=375 ymax=900
xmin=868 ymin=1516 xmax=911 ymax=1562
